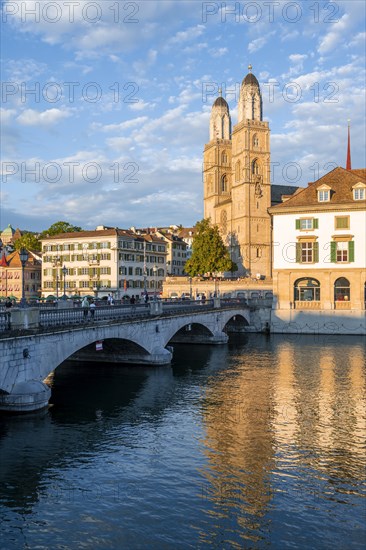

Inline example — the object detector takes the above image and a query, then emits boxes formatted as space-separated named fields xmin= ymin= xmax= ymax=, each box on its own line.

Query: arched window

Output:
xmin=221 ymin=151 xmax=228 ymax=164
xmin=252 ymin=159 xmax=259 ymax=175
xmin=221 ymin=175 xmax=227 ymax=192
xmin=334 ymin=277 xmax=350 ymax=301
xmin=253 ymin=134 xmax=259 ymax=147
xmin=294 ymin=278 xmax=320 ymax=302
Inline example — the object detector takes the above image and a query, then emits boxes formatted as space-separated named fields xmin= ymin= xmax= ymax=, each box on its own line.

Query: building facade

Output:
xmin=269 ymin=167 xmax=366 ymax=333
xmin=41 ymin=227 xmax=166 ymax=299
xmin=0 ymin=250 xmax=42 ymax=302
xmin=203 ymin=66 xmax=272 ymax=278
xmin=154 ymin=230 xmax=187 ymax=275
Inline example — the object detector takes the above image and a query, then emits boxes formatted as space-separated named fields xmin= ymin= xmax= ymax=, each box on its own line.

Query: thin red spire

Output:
xmin=346 ymin=120 xmax=351 ymax=170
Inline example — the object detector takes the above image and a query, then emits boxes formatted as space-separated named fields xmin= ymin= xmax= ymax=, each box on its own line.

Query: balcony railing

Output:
xmin=294 ymin=300 xmax=321 ymax=309
xmin=334 ymin=301 xmax=351 ymax=309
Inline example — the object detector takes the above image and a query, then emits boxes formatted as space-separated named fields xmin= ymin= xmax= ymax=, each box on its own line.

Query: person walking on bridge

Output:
xmin=81 ymin=296 xmax=90 ymax=320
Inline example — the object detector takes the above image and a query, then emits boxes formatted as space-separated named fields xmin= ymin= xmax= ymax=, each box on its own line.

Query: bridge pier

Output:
xmin=0 ymin=380 xmax=51 ymax=413
xmin=170 ymin=331 xmax=228 ymax=345
xmin=69 ymin=345 xmax=173 ymax=366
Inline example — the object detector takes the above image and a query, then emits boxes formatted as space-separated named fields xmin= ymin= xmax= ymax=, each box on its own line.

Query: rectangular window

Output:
xmin=296 ymin=241 xmax=319 ymax=263
xmin=296 ymin=218 xmax=318 ymax=230
xmin=331 ymin=241 xmax=354 ymax=262
xmin=318 ymin=190 xmax=329 ymax=202
xmin=336 ymin=242 xmax=348 ymax=262
xmin=301 ymin=242 xmax=313 ymax=263
xmin=354 ymin=188 xmax=365 ymax=200
xmin=301 ymin=218 xmax=312 ymax=230
xmin=335 ymin=216 xmax=350 ymax=229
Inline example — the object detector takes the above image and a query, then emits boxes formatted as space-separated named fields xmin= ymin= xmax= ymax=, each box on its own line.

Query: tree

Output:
xmin=14 ymin=233 xmax=41 ymax=252
xmin=39 ymin=221 xmax=82 ymax=239
xmin=184 ymin=218 xmax=237 ymax=277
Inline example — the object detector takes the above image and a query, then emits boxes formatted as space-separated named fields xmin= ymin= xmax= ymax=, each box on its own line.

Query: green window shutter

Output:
xmin=313 ymin=242 xmax=319 ymax=263
xmin=295 ymin=219 xmax=300 ymax=229
xmin=313 ymin=218 xmax=318 ymax=229
xmin=330 ymin=241 xmax=336 ymax=262
xmin=348 ymin=241 xmax=355 ymax=262
xmin=296 ymin=242 xmax=301 ymax=263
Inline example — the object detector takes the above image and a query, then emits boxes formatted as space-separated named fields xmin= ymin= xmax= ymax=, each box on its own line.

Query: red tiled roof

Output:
xmin=269 ymin=167 xmax=366 ymax=211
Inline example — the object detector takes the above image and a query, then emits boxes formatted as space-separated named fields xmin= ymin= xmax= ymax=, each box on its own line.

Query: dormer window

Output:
xmin=318 ymin=190 xmax=329 ymax=202
xmin=352 ymin=182 xmax=366 ymax=200
xmin=317 ymin=184 xmax=331 ymax=202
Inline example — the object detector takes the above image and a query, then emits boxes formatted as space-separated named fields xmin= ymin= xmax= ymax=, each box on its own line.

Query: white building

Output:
xmin=41 ymin=227 xmax=166 ymax=300
xmin=269 ymin=167 xmax=366 ymax=334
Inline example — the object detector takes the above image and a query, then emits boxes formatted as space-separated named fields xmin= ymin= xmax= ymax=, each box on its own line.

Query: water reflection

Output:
xmin=199 ymin=335 xmax=366 ymax=548
xmin=0 ymin=335 xmax=365 ymax=549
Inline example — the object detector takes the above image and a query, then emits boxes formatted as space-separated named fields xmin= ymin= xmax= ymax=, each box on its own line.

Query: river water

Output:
xmin=0 ymin=334 xmax=365 ymax=549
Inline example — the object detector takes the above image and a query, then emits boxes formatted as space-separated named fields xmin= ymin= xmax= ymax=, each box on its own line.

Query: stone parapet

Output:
xmin=10 ymin=307 xmax=40 ymax=330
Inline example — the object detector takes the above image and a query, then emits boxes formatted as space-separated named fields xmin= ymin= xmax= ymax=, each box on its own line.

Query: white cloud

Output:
xmin=209 ymin=47 xmax=228 ymax=58
xmin=168 ymin=25 xmax=205 ymax=45
xmin=16 ymin=108 xmax=72 ymax=126
xmin=0 ymin=108 xmax=17 ymax=123
xmin=318 ymin=14 xmax=350 ymax=54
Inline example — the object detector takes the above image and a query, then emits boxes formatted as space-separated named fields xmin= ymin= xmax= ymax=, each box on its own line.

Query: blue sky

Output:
xmin=1 ymin=0 xmax=365 ymax=232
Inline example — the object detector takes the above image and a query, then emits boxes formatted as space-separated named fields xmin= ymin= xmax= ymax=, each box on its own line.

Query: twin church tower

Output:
xmin=203 ymin=66 xmax=271 ymax=278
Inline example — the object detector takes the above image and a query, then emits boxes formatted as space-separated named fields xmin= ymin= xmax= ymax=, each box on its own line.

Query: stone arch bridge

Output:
xmin=0 ymin=301 xmax=270 ymax=413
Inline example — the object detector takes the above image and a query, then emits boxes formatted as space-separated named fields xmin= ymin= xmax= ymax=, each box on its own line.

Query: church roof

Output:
xmin=242 ymin=72 xmax=259 ymax=87
xmin=213 ymin=96 xmax=229 ymax=108
xmin=1 ymin=224 xmax=15 ymax=236
xmin=271 ymin=185 xmax=300 ymax=205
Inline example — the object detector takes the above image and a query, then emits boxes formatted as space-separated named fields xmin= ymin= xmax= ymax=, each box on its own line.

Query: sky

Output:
xmin=1 ymin=0 xmax=365 ymax=233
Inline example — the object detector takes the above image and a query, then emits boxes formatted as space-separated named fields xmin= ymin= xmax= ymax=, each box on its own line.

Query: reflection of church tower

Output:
xmin=203 ymin=66 xmax=271 ymax=278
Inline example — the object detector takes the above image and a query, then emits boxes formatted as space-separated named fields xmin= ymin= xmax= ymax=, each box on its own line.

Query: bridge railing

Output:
xmin=0 ymin=298 xmax=257 ymax=333
xmin=0 ymin=311 xmax=11 ymax=332
xmin=37 ymin=301 xmax=222 ymax=329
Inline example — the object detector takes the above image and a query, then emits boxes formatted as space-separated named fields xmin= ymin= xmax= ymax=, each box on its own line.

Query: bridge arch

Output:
xmin=223 ymin=314 xmax=250 ymax=333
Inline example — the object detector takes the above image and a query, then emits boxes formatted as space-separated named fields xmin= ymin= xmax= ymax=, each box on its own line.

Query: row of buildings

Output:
xmin=1 ymin=66 xmax=365 ymax=333
xmin=0 ymin=225 xmax=192 ymax=301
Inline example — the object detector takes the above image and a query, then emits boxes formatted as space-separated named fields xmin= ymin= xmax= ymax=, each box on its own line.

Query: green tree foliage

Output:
xmin=184 ymin=219 xmax=237 ymax=277
xmin=14 ymin=232 xmax=41 ymax=252
xmin=39 ymin=221 xmax=82 ymax=239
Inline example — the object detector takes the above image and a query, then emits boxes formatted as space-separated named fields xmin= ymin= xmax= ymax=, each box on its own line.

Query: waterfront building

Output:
xmin=41 ymin=227 xmax=166 ymax=299
xmin=0 ymin=249 xmax=42 ymax=301
xmin=177 ymin=227 xmax=195 ymax=262
xmin=203 ymin=66 xmax=298 ymax=279
xmin=269 ymin=166 xmax=366 ymax=332
xmin=154 ymin=229 xmax=187 ymax=276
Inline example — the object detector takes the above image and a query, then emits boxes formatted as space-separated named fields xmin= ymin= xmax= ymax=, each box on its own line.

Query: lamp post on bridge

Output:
xmin=153 ymin=265 xmax=158 ymax=301
xmin=61 ymin=265 xmax=67 ymax=300
xmin=19 ymin=247 xmax=29 ymax=308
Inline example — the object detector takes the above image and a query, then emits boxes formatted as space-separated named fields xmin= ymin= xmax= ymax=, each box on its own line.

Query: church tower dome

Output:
xmin=209 ymin=90 xmax=231 ymax=141
xmin=238 ymin=64 xmax=263 ymax=122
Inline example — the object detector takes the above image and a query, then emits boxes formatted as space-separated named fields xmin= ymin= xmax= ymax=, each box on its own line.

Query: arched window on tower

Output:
xmin=221 ymin=151 xmax=228 ymax=165
xmin=221 ymin=175 xmax=227 ymax=192
xmin=251 ymin=95 xmax=255 ymax=119
xmin=253 ymin=134 xmax=259 ymax=148
xmin=235 ymin=161 xmax=241 ymax=181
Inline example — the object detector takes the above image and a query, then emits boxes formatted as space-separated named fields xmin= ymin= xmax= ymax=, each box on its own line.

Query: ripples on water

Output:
xmin=0 ymin=334 xmax=365 ymax=549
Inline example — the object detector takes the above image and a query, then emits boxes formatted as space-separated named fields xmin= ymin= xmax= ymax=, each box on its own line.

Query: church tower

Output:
xmin=203 ymin=66 xmax=271 ymax=278
xmin=203 ymin=92 xmax=232 ymax=234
